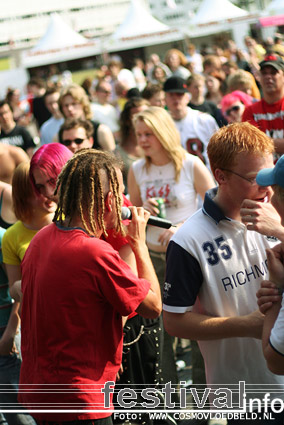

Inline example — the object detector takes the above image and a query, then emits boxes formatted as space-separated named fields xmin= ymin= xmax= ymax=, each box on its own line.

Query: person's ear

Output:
xmin=214 ymin=168 xmax=227 ymax=185
xmin=104 ymin=191 xmax=113 ymax=212
xmin=87 ymin=137 xmax=93 ymax=148
xmin=184 ymin=92 xmax=190 ymax=103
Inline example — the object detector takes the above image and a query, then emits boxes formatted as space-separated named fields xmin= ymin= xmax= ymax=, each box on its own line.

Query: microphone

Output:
xmin=121 ymin=206 xmax=173 ymax=229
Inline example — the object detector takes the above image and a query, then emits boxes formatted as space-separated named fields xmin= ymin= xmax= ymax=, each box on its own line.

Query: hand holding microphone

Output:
xmin=122 ymin=206 xmax=149 ymax=249
xmin=121 ymin=206 xmax=173 ymax=229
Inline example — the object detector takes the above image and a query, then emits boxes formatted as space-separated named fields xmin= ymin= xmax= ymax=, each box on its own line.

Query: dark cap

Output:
xmin=126 ymin=87 xmax=141 ymax=99
xmin=259 ymin=54 xmax=284 ymax=71
xmin=163 ymin=76 xmax=188 ymax=93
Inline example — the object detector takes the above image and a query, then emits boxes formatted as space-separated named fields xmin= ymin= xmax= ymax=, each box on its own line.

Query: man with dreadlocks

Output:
xmin=18 ymin=149 xmax=161 ymax=425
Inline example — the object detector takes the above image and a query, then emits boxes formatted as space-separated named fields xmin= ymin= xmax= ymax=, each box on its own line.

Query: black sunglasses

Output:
xmin=225 ymin=105 xmax=241 ymax=116
xmin=61 ymin=138 xmax=85 ymax=147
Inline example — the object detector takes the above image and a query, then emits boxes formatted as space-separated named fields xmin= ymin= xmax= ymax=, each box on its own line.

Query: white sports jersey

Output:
xmin=174 ymin=107 xmax=218 ymax=169
xmin=163 ymin=188 xmax=284 ymax=402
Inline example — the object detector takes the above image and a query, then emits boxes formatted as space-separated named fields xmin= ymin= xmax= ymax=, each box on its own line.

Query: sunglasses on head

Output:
xmin=225 ymin=105 xmax=241 ymax=116
xmin=61 ymin=138 xmax=85 ymax=147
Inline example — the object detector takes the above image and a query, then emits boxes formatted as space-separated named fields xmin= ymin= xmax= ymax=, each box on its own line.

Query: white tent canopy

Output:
xmin=113 ymin=0 xmax=171 ymax=39
xmin=184 ymin=0 xmax=258 ymax=46
xmin=190 ymin=0 xmax=248 ymax=26
xmin=31 ymin=13 xmax=88 ymax=51
xmin=265 ymin=0 xmax=284 ymax=16
xmin=106 ymin=0 xmax=184 ymax=52
xmin=22 ymin=13 xmax=100 ymax=68
xmin=182 ymin=0 xmax=259 ymax=51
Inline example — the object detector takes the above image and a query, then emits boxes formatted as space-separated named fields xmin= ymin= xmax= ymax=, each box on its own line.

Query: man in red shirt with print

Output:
xmin=242 ymin=55 xmax=284 ymax=155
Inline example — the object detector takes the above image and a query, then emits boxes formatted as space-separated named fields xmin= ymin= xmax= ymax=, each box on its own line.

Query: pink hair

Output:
xmin=30 ymin=143 xmax=73 ymax=195
xmin=221 ymin=90 xmax=254 ymax=115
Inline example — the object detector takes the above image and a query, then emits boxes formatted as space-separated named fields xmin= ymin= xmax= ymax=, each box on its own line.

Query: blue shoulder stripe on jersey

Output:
xmin=163 ymin=240 xmax=202 ymax=309
xmin=202 ymin=187 xmax=231 ymax=224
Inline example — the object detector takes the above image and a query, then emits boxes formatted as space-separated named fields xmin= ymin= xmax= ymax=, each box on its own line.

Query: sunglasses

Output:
xmin=225 ymin=105 xmax=241 ymax=116
xmin=61 ymin=138 xmax=85 ymax=147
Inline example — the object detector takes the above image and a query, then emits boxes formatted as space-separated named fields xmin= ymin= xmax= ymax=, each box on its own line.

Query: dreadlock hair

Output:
xmin=53 ymin=149 xmax=124 ymax=237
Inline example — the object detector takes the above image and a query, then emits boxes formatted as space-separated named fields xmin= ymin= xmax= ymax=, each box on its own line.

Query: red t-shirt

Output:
xmin=19 ymin=223 xmax=150 ymax=421
xmin=103 ymin=194 xmax=132 ymax=251
xmin=242 ymin=97 xmax=284 ymax=139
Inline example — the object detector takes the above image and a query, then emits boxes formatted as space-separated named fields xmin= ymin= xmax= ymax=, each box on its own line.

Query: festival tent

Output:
xmin=22 ymin=13 xmax=101 ymax=68
xmin=189 ymin=0 xmax=248 ymax=27
xmin=264 ymin=0 xmax=284 ymax=15
xmin=184 ymin=0 xmax=258 ymax=49
xmin=106 ymin=0 xmax=184 ymax=52
xmin=259 ymin=0 xmax=284 ymax=27
xmin=185 ymin=0 xmax=257 ymax=36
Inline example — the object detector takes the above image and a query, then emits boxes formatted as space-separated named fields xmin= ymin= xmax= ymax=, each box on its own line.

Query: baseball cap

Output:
xmin=163 ymin=76 xmax=188 ymax=93
xmin=126 ymin=88 xmax=141 ymax=99
xmin=256 ymin=155 xmax=284 ymax=188
xmin=259 ymin=54 xmax=284 ymax=71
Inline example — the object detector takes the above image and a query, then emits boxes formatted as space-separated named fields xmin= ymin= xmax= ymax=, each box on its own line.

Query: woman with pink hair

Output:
xmin=3 ymin=144 xmax=72 ymax=302
xmin=0 ymin=145 xmax=71 ymax=425
xmin=30 ymin=143 xmax=72 ymax=200
xmin=221 ymin=90 xmax=254 ymax=123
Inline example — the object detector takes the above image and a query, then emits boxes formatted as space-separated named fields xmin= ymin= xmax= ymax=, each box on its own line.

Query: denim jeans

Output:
xmin=0 ymin=332 xmax=36 ymax=425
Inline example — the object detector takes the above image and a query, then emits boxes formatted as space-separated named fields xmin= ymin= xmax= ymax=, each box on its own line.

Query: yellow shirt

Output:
xmin=2 ymin=221 xmax=38 ymax=265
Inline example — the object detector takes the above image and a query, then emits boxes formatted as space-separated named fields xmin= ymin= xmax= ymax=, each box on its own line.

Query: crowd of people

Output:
xmin=1 ymin=33 xmax=284 ymax=425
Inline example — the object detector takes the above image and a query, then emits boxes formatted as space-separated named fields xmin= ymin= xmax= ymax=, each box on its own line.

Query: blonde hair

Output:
xmin=133 ymin=106 xmax=186 ymax=182
xmin=187 ymin=73 xmax=205 ymax=86
xmin=227 ymin=70 xmax=253 ymax=93
xmin=208 ymin=122 xmax=274 ymax=174
xmin=164 ymin=49 xmax=188 ymax=67
xmin=59 ymin=84 xmax=92 ymax=120
xmin=227 ymin=70 xmax=261 ymax=99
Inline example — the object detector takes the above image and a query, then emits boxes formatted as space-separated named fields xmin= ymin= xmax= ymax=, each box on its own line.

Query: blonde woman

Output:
xmin=128 ymin=106 xmax=214 ymax=392
xmin=128 ymin=106 xmax=214 ymax=265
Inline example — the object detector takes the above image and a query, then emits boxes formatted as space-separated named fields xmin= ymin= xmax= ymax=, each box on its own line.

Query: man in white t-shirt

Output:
xmin=163 ymin=122 xmax=284 ymax=423
xmin=40 ymin=88 xmax=64 ymax=145
xmin=164 ymin=76 xmax=218 ymax=169
xmin=108 ymin=59 xmax=136 ymax=103
xmin=92 ymin=80 xmax=119 ymax=138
